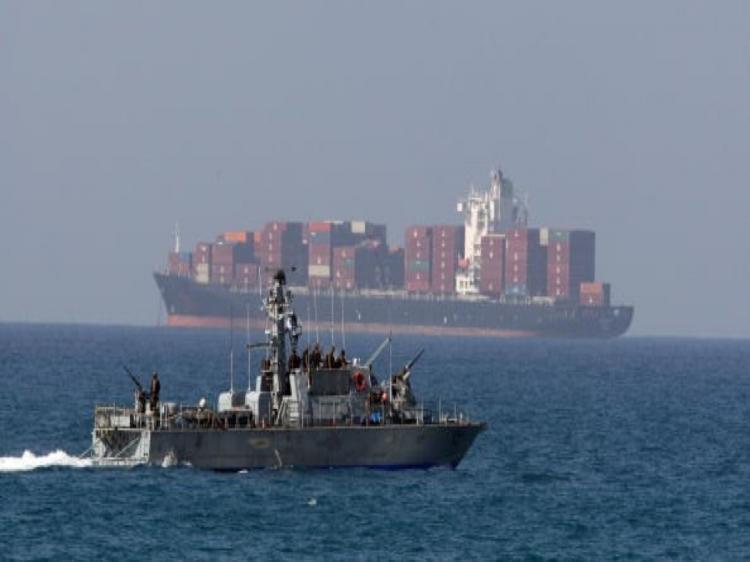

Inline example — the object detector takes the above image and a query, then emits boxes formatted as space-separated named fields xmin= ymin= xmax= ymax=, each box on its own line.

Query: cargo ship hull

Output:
xmin=155 ymin=273 xmax=633 ymax=338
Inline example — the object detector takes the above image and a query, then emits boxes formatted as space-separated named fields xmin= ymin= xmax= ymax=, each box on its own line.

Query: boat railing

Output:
xmin=94 ymin=399 xmax=475 ymax=431
xmin=394 ymin=400 xmax=472 ymax=426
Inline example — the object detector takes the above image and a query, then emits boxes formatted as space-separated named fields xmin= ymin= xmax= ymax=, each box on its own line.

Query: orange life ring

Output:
xmin=352 ymin=371 xmax=366 ymax=392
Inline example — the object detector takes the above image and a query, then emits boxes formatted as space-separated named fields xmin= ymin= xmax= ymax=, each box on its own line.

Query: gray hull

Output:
xmin=106 ymin=424 xmax=485 ymax=470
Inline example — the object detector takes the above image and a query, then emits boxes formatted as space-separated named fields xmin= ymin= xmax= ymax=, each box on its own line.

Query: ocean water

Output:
xmin=1 ymin=324 xmax=750 ymax=561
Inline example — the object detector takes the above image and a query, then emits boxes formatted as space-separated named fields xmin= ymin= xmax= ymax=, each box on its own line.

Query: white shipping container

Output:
xmin=539 ymin=227 xmax=549 ymax=246
xmin=194 ymin=263 xmax=210 ymax=284
xmin=308 ymin=265 xmax=331 ymax=277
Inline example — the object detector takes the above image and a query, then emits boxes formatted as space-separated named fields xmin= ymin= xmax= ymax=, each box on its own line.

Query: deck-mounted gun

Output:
xmin=123 ymin=364 xmax=144 ymax=393
xmin=399 ymin=348 xmax=425 ymax=381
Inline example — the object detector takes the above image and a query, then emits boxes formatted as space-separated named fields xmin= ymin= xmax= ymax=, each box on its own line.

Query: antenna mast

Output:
xmin=173 ymin=222 xmax=181 ymax=253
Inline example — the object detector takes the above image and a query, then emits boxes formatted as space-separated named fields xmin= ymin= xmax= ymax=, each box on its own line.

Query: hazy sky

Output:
xmin=1 ymin=1 xmax=748 ymax=337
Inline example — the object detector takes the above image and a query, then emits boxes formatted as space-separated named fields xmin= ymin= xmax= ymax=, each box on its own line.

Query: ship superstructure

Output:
xmin=455 ymin=168 xmax=528 ymax=295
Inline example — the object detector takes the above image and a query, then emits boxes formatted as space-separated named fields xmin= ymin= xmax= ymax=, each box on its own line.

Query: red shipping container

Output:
xmin=309 ymin=221 xmax=332 ymax=233
xmin=504 ymin=229 xmax=547 ymax=296
xmin=430 ymin=225 xmax=464 ymax=293
xmin=479 ymin=234 xmax=505 ymax=296
xmin=222 ymin=230 xmax=251 ymax=244
xmin=405 ymin=228 xmax=432 ymax=263
xmin=580 ymin=281 xmax=611 ymax=306
xmin=546 ymin=229 xmax=595 ymax=301
xmin=406 ymin=225 xmax=432 ymax=238
xmin=210 ymin=263 xmax=233 ymax=286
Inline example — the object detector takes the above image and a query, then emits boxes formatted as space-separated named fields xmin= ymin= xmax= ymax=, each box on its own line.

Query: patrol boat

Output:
xmin=87 ymin=270 xmax=485 ymax=470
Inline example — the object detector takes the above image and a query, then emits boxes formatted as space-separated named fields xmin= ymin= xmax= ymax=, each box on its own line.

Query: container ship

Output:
xmin=155 ymin=167 xmax=633 ymax=338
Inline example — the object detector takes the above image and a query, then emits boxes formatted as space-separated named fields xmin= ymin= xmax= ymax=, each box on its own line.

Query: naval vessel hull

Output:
xmin=98 ymin=424 xmax=486 ymax=470
xmin=155 ymin=273 xmax=633 ymax=338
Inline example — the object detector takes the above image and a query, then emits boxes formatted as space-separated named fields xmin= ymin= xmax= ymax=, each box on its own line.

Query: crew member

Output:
xmin=150 ymin=372 xmax=161 ymax=412
xmin=301 ymin=347 xmax=309 ymax=372
xmin=136 ymin=388 xmax=146 ymax=414
xmin=325 ymin=346 xmax=336 ymax=369
xmin=288 ymin=348 xmax=301 ymax=370
xmin=311 ymin=344 xmax=322 ymax=370
xmin=338 ymin=349 xmax=348 ymax=367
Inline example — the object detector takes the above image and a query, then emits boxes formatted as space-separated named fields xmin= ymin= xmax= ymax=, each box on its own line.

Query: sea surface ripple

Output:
xmin=1 ymin=324 xmax=749 ymax=560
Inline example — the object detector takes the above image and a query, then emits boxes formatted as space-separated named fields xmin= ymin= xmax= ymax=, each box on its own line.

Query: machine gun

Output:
xmin=123 ymin=364 xmax=146 ymax=395
xmin=399 ymin=348 xmax=425 ymax=381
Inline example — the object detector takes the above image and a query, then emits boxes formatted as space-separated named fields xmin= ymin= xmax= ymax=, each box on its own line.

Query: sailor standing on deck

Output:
xmin=288 ymin=348 xmax=301 ymax=370
xmin=150 ymin=372 xmax=160 ymax=412
xmin=325 ymin=346 xmax=336 ymax=369
xmin=311 ymin=343 xmax=322 ymax=370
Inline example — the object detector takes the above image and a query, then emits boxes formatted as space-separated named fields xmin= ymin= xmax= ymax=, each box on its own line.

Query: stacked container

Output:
xmin=479 ymin=234 xmax=505 ymax=296
xmin=546 ymin=229 xmax=595 ymax=301
xmin=258 ymin=221 xmax=307 ymax=286
xmin=405 ymin=226 xmax=432 ymax=293
xmin=193 ymin=242 xmax=212 ymax=284
xmin=504 ymin=228 xmax=548 ymax=297
xmin=430 ymin=225 xmax=464 ymax=294
xmin=210 ymin=240 xmax=255 ymax=286
xmin=308 ymin=221 xmax=388 ymax=289
xmin=350 ymin=221 xmax=387 ymax=246
xmin=332 ymin=246 xmax=356 ymax=290
xmin=168 ymin=251 xmax=192 ymax=277
xmin=579 ymin=281 xmax=610 ymax=306
xmin=353 ymin=240 xmax=397 ymax=290
xmin=308 ymin=221 xmax=333 ymax=289
xmin=234 ymin=262 xmax=260 ymax=290
xmin=221 ymin=230 xmax=252 ymax=244
xmin=385 ymin=247 xmax=405 ymax=290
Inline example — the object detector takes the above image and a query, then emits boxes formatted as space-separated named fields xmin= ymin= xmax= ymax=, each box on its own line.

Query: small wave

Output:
xmin=0 ymin=450 xmax=92 ymax=473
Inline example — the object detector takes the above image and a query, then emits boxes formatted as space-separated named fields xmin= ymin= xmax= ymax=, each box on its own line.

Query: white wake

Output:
xmin=0 ymin=450 xmax=92 ymax=472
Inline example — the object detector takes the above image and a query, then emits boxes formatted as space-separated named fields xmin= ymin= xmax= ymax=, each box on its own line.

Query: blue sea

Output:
xmin=1 ymin=324 xmax=750 ymax=560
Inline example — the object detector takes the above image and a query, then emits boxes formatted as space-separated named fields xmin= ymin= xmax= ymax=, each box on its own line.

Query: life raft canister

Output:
xmin=352 ymin=371 xmax=367 ymax=392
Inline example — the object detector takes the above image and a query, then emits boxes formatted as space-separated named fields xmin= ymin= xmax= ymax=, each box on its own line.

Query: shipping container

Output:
xmin=194 ymin=262 xmax=210 ymax=284
xmin=211 ymin=241 xmax=255 ymax=266
xmin=168 ymin=251 xmax=192 ymax=277
xmin=333 ymin=246 xmax=356 ymax=290
xmin=504 ymin=228 xmax=547 ymax=297
xmin=545 ymin=229 xmax=595 ymax=301
xmin=580 ymin=281 xmax=611 ymax=306
xmin=430 ymin=225 xmax=464 ymax=294
xmin=194 ymin=242 xmax=212 ymax=266
xmin=233 ymin=262 xmax=260 ymax=290
xmin=479 ymin=234 xmax=505 ymax=296
xmin=258 ymin=221 xmax=307 ymax=286
xmin=404 ymin=226 xmax=433 ymax=292
xmin=222 ymin=230 xmax=252 ymax=244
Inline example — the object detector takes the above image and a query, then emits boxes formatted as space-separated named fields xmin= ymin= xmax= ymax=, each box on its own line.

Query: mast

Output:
xmin=264 ymin=269 xmax=300 ymax=419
